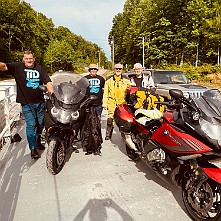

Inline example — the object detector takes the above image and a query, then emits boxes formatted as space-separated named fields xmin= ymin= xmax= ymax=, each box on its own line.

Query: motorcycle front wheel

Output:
xmin=46 ymin=140 xmax=65 ymax=175
xmin=182 ymin=179 xmax=221 ymax=221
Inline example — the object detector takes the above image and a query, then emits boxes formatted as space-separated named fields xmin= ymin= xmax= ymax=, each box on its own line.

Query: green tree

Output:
xmin=44 ymin=39 xmax=74 ymax=72
xmin=109 ymin=0 xmax=221 ymax=68
xmin=204 ymin=0 xmax=221 ymax=65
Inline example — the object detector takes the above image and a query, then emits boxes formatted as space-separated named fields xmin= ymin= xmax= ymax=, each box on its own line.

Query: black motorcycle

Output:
xmin=40 ymin=71 xmax=96 ymax=175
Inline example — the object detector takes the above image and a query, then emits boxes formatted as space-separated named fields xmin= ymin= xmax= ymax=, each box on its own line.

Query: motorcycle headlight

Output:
xmin=200 ymin=119 xmax=221 ymax=145
xmin=71 ymin=111 xmax=79 ymax=120
xmin=51 ymin=107 xmax=60 ymax=117
xmin=51 ymin=107 xmax=72 ymax=124
xmin=59 ymin=110 xmax=72 ymax=124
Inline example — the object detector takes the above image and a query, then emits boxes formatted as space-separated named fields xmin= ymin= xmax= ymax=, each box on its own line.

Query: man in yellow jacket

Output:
xmin=103 ymin=63 xmax=131 ymax=140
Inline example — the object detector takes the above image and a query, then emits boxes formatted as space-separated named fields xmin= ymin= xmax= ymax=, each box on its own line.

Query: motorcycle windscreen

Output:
xmin=51 ymin=72 xmax=89 ymax=105
xmin=201 ymin=89 xmax=221 ymax=115
xmin=55 ymin=82 xmax=85 ymax=104
xmin=51 ymin=71 xmax=89 ymax=88
xmin=194 ymin=89 xmax=221 ymax=146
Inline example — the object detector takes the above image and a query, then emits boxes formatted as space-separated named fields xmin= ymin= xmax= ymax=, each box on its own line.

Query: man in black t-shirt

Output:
xmin=0 ymin=51 xmax=53 ymax=160
xmin=83 ymin=64 xmax=105 ymax=155
xmin=85 ymin=64 xmax=105 ymax=117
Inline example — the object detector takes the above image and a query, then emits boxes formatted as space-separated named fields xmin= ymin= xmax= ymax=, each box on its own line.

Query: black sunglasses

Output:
xmin=115 ymin=68 xmax=122 ymax=70
xmin=90 ymin=68 xmax=98 ymax=70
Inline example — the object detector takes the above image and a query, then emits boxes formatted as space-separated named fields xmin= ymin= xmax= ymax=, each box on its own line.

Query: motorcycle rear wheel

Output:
xmin=182 ymin=179 xmax=221 ymax=221
xmin=46 ymin=140 xmax=65 ymax=175
xmin=126 ymin=144 xmax=139 ymax=161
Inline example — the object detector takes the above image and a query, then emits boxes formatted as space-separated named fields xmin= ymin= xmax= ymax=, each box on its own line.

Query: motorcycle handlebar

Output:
xmin=38 ymin=85 xmax=47 ymax=92
xmin=155 ymin=98 xmax=200 ymax=113
xmin=154 ymin=101 xmax=180 ymax=109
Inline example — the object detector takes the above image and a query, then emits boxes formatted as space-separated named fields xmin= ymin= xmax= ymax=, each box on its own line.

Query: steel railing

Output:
xmin=0 ymin=82 xmax=21 ymax=148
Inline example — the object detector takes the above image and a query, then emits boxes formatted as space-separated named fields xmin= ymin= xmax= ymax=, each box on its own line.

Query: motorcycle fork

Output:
xmin=48 ymin=128 xmax=72 ymax=149
xmin=184 ymin=160 xmax=208 ymax=190
xmin=62 ymin=131 xmax=72 ymax=149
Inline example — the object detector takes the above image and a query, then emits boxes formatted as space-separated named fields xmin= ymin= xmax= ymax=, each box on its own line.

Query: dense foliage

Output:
xmin=109 ymin=0 xmax=221 ymax=70
xmin=1 ymin=0 xmax=221 ymax=80
xmin=0 ymin=0 xmax=109 ymax=74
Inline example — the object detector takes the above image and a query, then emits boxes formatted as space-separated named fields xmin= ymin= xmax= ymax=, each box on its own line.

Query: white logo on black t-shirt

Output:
xmin=88 ymin=78 xmax=101 ymax=93
xmin=25 ymin=69 xmax=40 ymax=89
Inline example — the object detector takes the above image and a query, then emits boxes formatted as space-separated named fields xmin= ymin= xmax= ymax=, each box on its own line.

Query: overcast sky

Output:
xmin=25 ymin=0 xmax=125 ymax=60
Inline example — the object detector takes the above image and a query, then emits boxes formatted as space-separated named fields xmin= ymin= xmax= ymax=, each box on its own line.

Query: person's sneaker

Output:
xmin=72 ymin=146 xmax=80 ymax=153
xmin=94 ymin=150 xmax=102 ymax=156
xmin=31 ymin=149 xmax=40 ymax=160
xmin=105 ymin=136 xmax=110 ymax=140
xmin=85 ymin=151 xmax=92 ymax=155
xmin=37 ymin=143 xmax=45 ymax=150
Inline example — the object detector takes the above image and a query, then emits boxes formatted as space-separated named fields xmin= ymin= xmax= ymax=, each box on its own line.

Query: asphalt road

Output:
xmin=0 ymin=109 xmax=192 ymax=221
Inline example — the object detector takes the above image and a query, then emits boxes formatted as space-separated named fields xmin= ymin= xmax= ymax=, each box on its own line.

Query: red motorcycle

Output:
xmin=114 ymin=88 xmax=221 ymax=221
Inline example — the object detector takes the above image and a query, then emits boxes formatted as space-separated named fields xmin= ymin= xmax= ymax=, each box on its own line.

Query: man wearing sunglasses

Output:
xmin=103 ymin=63 xmax=131 ymax=140
xmin=81 ymin=64 xmax=105 ymax=155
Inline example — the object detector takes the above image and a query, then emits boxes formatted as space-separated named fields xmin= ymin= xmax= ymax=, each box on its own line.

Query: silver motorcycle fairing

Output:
xmin=193 ymin=89 xmax=221 ymax=147
xmin=49 ymin=72 xmax=89 ymax=124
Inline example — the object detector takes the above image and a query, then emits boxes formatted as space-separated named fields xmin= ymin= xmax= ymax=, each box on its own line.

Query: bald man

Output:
xmin=102 ymin=64 xmax=131 ymax=140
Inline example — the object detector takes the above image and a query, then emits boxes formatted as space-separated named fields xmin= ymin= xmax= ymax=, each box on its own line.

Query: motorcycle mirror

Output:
xmin=38 ymin=85 xmax=47 ymax=92
xmin=79 ymin=95 xmax=97 ymax=109
xmin=169 ymin=89 xmax=184 ymax=99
